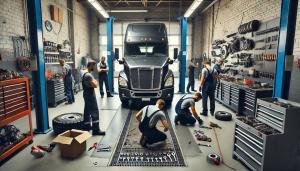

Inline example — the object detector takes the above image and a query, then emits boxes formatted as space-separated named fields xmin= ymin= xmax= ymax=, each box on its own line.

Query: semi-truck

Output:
xmin=116 ymin=23 xmax=177 ymax=105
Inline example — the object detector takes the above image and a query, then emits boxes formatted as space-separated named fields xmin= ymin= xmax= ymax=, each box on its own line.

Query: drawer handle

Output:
xmin=235 ymin=144 xmax=262 ymax=166
xmin=236 ymin=136 xmax=263 ymax=156
xmin=257 ymin=109 xmax=284 ymax=121
xmin=236 ymin=128 xmax=264 ymax=146
xmin=258 ymin=104 xmax=284 ymax=115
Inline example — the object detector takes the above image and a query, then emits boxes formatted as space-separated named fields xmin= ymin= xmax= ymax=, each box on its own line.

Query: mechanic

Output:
xmin=59 ymin=59 xmax=74 ymax=104
xmin=136 ymin=99 xmax=169 ymax=148
xmin=82 ymin=61 xmax=105 ymax=136
xmin=186 ymin=58 xmax=198 ymax=93
xmin=97 ymin=56 xmax=113 ymax=98
xmin=213 ymin=59 xmax=230 ymax=96
xmin=174 ymin=92 xmax=203 ymax=126
xmin=199 ymin=61 xmax=218 ymax=116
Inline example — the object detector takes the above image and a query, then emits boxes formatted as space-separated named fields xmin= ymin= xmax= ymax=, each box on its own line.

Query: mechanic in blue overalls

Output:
xmin=59 ymin=59 xmax=74 ymax=104
xmin=186 ymin=58 xmax=198 ymax=93
xmin=82 ymin=61 xmax=105 ymax=136
xmin=199 ymin=61 xmax=218 ymax=116
xmin=174 ymin=92 xmax=203 ymax=125
xmin=136 ymin=99 xmax=169 ymax=148
xmin=213 ymin=59 xmax=230 ymax=97
xmin=97 ymin=56 xmax=113 ymax=98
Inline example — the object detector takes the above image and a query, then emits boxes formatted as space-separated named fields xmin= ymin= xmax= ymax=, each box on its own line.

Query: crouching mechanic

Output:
xmin=136 ymin=99 xmax=169 ymax=148
xmin=175 ymin=92 xmax=203 ymax=125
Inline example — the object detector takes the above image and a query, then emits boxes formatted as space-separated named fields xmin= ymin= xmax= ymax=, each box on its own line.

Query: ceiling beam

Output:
xmin=114 ymin=0 xmax=122 ymax=6
xmin=156 ymin=0 xmax=163 ymax=7
xmin=101 ymin=0 xmax=110 ymax=7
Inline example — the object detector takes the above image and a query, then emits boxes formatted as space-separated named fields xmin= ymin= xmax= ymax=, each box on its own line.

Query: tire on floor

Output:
xmin=214 ymin=111 xmax=232 ymax=121
xmin=52 ymin=113 xmax=85 ymax=134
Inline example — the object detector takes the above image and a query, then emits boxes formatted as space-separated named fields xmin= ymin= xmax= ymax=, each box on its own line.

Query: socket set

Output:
xmin=112 ymin=150 xmax=183 ymax=167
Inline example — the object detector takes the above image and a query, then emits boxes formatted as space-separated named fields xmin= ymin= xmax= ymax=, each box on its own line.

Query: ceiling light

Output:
xmin=88 ymin=0 xmax=109 ymax=18
xmin=109 ymin=10 xmax=149 ymax=13
xmin=184 ymin=0 xmax=203 ymax=18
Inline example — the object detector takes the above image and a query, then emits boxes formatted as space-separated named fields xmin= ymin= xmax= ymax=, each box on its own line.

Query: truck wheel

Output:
xmin=52 ymin=113 xmax=85 ymax=134
xmin=215 ymin=111 xmax=232 ymax=121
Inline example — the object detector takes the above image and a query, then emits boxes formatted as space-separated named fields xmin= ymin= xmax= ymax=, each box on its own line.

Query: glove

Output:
xmin=196 ymin=117 xmax=203 ymax=125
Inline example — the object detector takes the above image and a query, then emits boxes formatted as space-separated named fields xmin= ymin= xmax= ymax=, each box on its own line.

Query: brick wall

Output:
xmin=0 ymin=0 xmax=26 ymax=69
xmin=289 ymin=0 xmax=300 ymax=102
xmin=195 ymin=0 xmax=282 ymax=57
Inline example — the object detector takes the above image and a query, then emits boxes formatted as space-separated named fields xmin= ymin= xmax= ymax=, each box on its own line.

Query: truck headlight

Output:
xmin=164 ymin=75 xmax=174 ymax=87
xmin=119 ymin=77 xmax=127 ymax=87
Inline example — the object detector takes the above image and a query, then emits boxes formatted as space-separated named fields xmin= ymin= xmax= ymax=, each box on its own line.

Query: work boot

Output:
xmin=197 ymin=118 xmax=204 ymax=125
xmin=210 ymin=112 xmax=215 ymax=116
xmin=107 ymin=93 xmax=113 ymax=97
xmin=140 ymin=135 xmax=147 ymax=148
xmin=83 ymin=124 xmax=92 ymax=131
xmin=174 ymin=115 xmax=179 ymax=125
xmin=186 ymin=91 xmax=191 ymax=94
xmin=92 ymin=129 xmax=106 ymax=136
xmin=101 ymin=94 xmax=104 ymax=98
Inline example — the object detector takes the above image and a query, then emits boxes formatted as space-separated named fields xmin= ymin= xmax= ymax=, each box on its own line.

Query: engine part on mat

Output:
xmin=226 ymin=32 xmax=237 ymax=38
xmin=198 ymin=143 xmax=211 ymax=147
xmin=207 ymin=153 xmax=221 ymax=165
xmin=238 ymin=20 xmax=260 ymax=34
xmin=215 ymin=111 xmax=232 ymax=121
xmin=52 ymin=113 xmax=85 ymax=134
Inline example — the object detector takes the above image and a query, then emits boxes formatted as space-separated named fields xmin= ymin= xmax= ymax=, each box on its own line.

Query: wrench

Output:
xmin=140 ymin=157 xmax=144 ymax=162
xmin=135 ymin=157 xmax=139 ymax=161
xmin=159 ymin=157 xmax=163 ymax=162
xmin=122 ymin=157 xmax=126 ymax=162
xmin=167 ymin=153 xmax=173 ymax=162
xmin=172 ymin=152 xmax=177 ymax=161
xmin=131 ymin=157 xmax=135 ymax=162
xmin=146 ymin=157 xmax=150 ymax=162
xmin=163 ymin=156 xmax=168 ymax=162
xmin=150 ymin=157 xmax=154 ymax=162
xmin=127 ymin=157 xmax=130 ymax=162
xmin=155 ymin=157 xmax=158 ymax=162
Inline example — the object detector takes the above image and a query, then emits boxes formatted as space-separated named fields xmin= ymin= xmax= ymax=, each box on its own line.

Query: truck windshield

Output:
xmin=125 ymin=42 xmax=167 ymax=57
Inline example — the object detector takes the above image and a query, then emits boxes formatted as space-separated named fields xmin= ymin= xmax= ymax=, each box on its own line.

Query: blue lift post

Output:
xmin=106 ymin=17 xmax=115 ymax=93
xmin=274 ymin=0 xmax=298 ymax=98
xmin=179 ymin=17 xmax=187 ymax=93
xmin=27 ymin=0 xmax=51 ymax=133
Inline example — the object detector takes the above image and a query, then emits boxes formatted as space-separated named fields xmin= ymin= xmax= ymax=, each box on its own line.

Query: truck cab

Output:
xmin=118 ymin=23 xmax=175 ymax=104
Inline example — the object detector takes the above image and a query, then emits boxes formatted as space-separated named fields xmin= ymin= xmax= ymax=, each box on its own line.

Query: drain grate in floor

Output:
xmin=110 ymin=110 xmax=186 ymax=167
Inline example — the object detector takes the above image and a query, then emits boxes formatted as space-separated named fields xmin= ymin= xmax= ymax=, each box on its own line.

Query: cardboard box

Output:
xmin=53 ymin=129 xmax=92 ymax=159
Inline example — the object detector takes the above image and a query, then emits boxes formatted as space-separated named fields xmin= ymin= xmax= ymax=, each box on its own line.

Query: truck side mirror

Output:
xmin=173 ymin=48 xmax=178 ymax=60
xmin=114 ymin=48 xmax=119 ymax=60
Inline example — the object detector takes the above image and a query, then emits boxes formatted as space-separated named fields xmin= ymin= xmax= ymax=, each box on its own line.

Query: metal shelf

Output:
xmin=45 ymin=62 xmax=74 ymax=65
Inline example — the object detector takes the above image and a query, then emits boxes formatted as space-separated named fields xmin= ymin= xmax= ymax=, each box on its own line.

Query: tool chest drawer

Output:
xmin=47 ymin=80 xmax=66 ymax=107
xmin=0 ymin=81 xmax=29 ymax=119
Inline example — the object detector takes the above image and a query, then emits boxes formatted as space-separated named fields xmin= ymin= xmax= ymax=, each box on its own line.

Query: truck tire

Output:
xmin=215 ymin=111 xmax=232 ymax=121
xmin=52 ymin=113 xmax=85 ymax=134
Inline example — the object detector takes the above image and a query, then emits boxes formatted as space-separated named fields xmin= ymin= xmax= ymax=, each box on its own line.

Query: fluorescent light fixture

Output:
xmin=109 ymin=10 xmax=149 ymax=13
xmin=184 ymin=0 xmax=203 ymax=18
xmin=88 ymin=0 xmax=109 ymax=18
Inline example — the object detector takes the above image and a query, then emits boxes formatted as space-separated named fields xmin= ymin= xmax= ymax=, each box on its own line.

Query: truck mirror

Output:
xmin=114 ymin=48 xmax=119 ymax=60
xmin=173 ymin=48 xmax=178 ymax=60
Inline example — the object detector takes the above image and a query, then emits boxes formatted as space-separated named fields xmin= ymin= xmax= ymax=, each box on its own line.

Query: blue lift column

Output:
xmin=27 ymin=0 xmax=51 ymax=133
xmin=274 ymin=0 xmax=298 ymax=98
xmin=106 ymin=17 xmax=115 ymax=93
xmin=178 ymin=17 xmax=187 ymax=93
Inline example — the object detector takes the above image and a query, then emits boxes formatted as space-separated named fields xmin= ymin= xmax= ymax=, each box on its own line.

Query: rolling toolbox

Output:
xmin=47 ymin=79 xmax=66 ymax=107
xmin=233 ymin=98 xmax=300 ymax=171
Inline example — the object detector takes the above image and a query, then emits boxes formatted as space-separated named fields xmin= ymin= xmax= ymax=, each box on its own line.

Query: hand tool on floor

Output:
xmin=31 ymin=146 xmax=45 ymax=158
xmin=171 ymin=152 xmax=177 ymax=161
xmin=199 ymin=125 xmax=212 ymax=129
xmin=198 ymin=143 xmax=211 ymax=147
xmin=96 ymin=144 xmax=111 ymax=152
xmin=207 ymin=153 xmax=221 ymax=165
xmin=210 ymin=121 xmax=222 ymax=129
xmin=194 ymin=130 xmax=204 ymax=134
xmin=37 ymin=142 xmax=56 ymax=152
xmin=167 ymin=153 xmax=173 ymax=162
xmin=195 ymin=134 xmax=212 ymax=142
xmin=88 ymin=143 xmax=98 ymax=151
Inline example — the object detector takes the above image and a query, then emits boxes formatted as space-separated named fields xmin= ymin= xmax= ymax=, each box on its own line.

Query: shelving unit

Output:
xmin=0 ymin=78 xmax=33 ymax=162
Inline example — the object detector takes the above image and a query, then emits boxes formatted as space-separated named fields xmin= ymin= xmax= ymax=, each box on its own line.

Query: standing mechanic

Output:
xmin=213 ymin=59 xmax=229 ymax=96
xmin=199 ymin=61 xmax=218 ymax=116
xmin=174 ymin=92 xmax=203 ymax=125
xmin=59 ymin=59 xmax=74 ymax=104
xmin=97 ymin=56 xmax=113 ymax=98
xmin=136 ymin=99 xmax=169 ymax=148
xmin=82 ymin=61 xmax=105 ymax=136
xmin=186 ymin=58 xmax=198 ymax=93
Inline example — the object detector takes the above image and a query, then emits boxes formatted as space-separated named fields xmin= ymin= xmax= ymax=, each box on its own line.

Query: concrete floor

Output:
xmin=1 ymin=79 xmax=248 ymax=171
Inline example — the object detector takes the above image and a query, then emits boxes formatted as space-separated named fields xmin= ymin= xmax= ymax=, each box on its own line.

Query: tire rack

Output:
xmin=215 ymin=79 xmax=273 ymax=116
xmin=47 ymin=79 xmax=66 ymax=107
xmin=0 ymin=78 xmax=33 ymax=161
xmin=233 ymin=98 xmax=300 ymax=171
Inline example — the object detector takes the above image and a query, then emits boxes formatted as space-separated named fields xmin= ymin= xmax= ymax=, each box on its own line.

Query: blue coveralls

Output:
xmin=63 ymin=64 xmax=75 ymax=103
xmin=186 ymin=64 xmax=196 ymax=92
xmin=139 ymin=107 xmax=166 ymax=145
xmin=213 ymin=64 xmax=225 ymax=96
xmin=98 ymin=62 xmax=110 ymax=96
xmin=175 ymin=96 xmax=196 ymax=125
xmin=82 ymin=73 xmax=100 ymax=131
xmin=202 ymin=68 xmax=215 ymax=116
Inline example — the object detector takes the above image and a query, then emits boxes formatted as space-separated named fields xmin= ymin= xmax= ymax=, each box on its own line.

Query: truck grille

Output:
xmin=130 ymin=68 xmax=162 ymax=90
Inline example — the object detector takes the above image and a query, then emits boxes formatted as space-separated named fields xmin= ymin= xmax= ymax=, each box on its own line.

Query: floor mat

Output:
xmin=109 ymin=110 xmax=186 ymax=167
